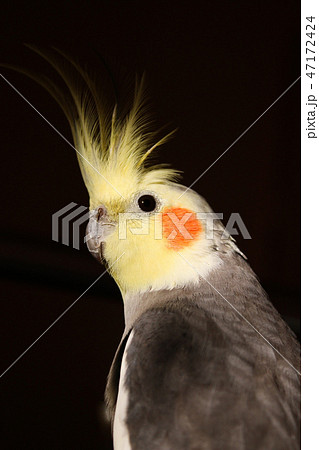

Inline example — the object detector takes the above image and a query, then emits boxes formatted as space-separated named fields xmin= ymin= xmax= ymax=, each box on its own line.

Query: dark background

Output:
xmin=0 ymin=1 xmax=300 ymax=449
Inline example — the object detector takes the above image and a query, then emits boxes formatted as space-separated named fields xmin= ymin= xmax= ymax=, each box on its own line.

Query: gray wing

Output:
xmin=123 ymin=300 xmax=300 ymax=450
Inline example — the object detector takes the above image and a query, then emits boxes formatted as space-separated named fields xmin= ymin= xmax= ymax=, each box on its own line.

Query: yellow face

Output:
xmin=86 ymin=183 xmax=221 ymax=296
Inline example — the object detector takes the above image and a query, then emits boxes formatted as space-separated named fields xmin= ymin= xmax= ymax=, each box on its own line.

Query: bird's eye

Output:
xmin=138 ymin=194 xmax=157 ymax=212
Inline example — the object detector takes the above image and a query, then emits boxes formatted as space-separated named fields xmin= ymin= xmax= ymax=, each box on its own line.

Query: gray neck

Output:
xmin=123 ymin=279 xmax=212 ymax=334
xmin=122 ymin=251 xmax=261 ymax=333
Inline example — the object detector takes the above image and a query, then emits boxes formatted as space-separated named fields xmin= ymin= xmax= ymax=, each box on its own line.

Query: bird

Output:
xmin=5 ymin=47 xmax=301 ymax=449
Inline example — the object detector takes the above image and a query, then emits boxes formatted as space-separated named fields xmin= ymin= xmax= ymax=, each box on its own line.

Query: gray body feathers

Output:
xmin=106 ymin=253 xmax=300 ymax=449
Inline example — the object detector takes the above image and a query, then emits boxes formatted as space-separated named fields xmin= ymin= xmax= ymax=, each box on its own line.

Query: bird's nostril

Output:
xmin=97 ymin=206 xmax=106 ymax=221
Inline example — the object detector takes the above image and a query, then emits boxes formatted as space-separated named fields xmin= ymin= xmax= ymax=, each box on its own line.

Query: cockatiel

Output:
xmin=7 ymin=47 xmax=300 ymax=449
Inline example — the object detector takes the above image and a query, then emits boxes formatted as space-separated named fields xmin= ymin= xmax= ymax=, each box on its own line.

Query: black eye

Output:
xmin=138 ymin=194 xmax=157 ymax=212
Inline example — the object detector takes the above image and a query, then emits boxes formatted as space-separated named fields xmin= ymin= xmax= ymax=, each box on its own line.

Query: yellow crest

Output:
xmin=6 ymin=46 xmax=180 ymax=206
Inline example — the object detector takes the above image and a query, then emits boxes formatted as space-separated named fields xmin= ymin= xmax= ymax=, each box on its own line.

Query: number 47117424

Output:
xmin=306 ymin=16 xmax=316 ymax=79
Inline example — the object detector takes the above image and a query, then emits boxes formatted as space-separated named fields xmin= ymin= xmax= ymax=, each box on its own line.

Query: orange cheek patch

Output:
xmin=162 ymin=207 xmax=202 ymax=250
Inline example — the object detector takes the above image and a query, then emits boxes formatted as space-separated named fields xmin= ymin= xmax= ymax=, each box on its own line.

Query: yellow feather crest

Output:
xmin=6 ymin=46 xmax=181 ymax=205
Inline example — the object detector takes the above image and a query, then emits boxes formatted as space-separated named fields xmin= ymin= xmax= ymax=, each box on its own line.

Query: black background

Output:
xmin=0 ymin=1 xmax=300 ymax=449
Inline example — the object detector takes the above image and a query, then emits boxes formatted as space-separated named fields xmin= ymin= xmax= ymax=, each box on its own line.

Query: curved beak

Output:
xmin=85 ymin=205 xmax=115 ymax=265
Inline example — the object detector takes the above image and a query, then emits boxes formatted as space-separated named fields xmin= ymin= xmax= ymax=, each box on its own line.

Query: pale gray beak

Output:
xmin=86 ymin=205 xmax=115 ymax=265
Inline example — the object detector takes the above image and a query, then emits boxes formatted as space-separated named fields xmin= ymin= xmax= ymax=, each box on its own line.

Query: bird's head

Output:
xmin=15 ymin=47 xmax=240 ymax=296
xmin=75 ymin=79 xmax=226 ymax=296
xmin=86 ymin=176 xmax=222 ymax=295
